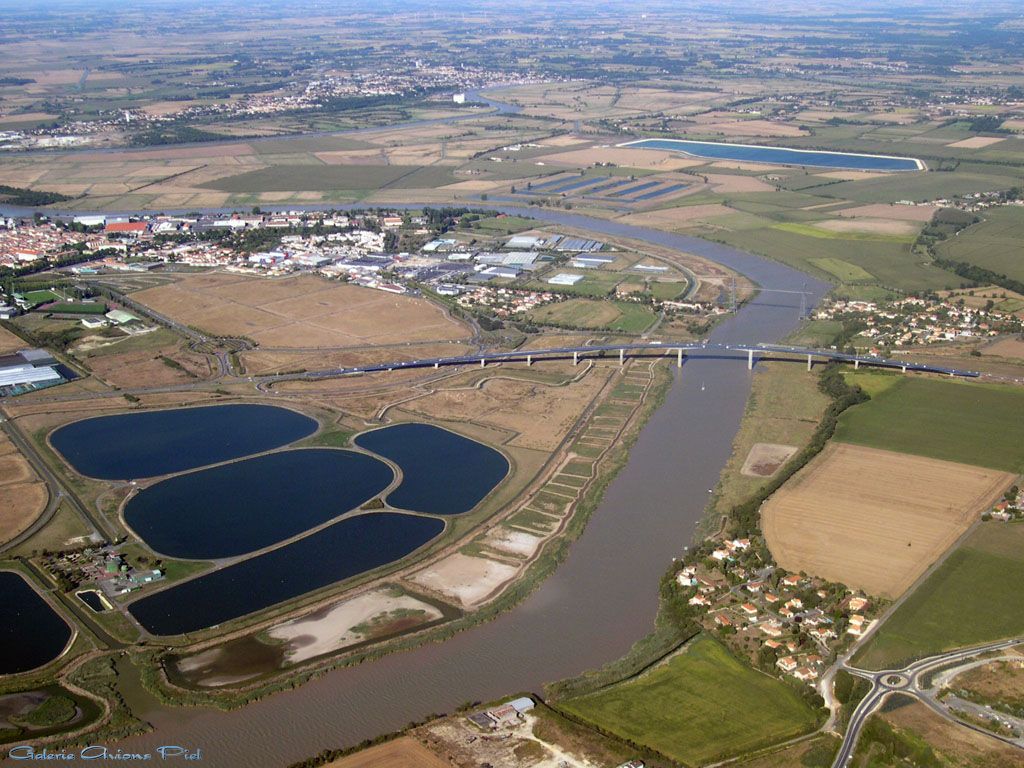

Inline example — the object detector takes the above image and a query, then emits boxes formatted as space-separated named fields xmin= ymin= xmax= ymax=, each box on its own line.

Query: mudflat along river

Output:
xmin=78 ymin=211 xmax=828 ymax=767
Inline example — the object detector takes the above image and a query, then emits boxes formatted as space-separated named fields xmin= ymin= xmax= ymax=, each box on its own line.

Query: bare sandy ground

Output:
xmin=815 ymin=218 xmax=920 ymax=236
xmin=763 ymin=444 xmax=1013 ymax=599
xmin=409 ymin=552 xmax=519 ymax=607
xmin=947 ymin=136 xmax=1006 ymax=149
xmin=741 ymin=443 xmax=797 ymax=477
xmin=837 ymin=203 xmax=937 ymax=222
xmin=267 ymin=588 xmax=443 ymax=664
xmin=483 ymin=527 xmax=544 ymax=558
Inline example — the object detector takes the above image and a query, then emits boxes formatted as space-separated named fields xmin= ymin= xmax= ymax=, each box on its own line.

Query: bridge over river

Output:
xmin=289 ymin=341 xmax=979 ymax=380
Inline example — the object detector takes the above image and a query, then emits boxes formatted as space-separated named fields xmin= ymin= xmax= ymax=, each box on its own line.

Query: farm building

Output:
xmin=0 ymin=348 xmax=65 ymax=394
xmin=548 ymin=273 xmax=584 ymax=286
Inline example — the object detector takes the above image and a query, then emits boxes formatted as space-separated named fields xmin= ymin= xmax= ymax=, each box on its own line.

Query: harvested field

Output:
xmin=541 ymin=146 xmax=706 ymax=170
xmin=409 ymin=551 xmax=518 ymax=607
xmin=816 ymin=171 xmax=890 ymax=181
xmin=618 ymin=203 xmax=732 ymax=230
xmin=982 ymin=336 xmax=1024 ymax=358
xmin=837 ymin=203 xmax=937 ymax=221
xmin=705 ymin=173 xmax=775 ymax=193
xmin=697 ymin=120 xmax=807 ymax=138
xmin=0 ymin=433 xmax=47 ymax=545
xmin=267 ymin=588 xmax=443 ymax=664
xmin=324 ymin=737 xmax=448 ymax=768
xmin=740 ymin=443 xmax=797 ymax=477
xmin=0 ymin=324 xmax=25 ymax=354
xmin=947 ymin=136 xmax=1006 ymax=149
xmin=762 ymin=444 xmax=1012 ymax=599
xmin=814 ymin=218 xmax=920 ymax=236
xmin=132 ymin=273 xmax=470 ymax=347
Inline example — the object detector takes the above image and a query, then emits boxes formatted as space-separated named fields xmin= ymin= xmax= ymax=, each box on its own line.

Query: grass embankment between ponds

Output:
xmin=136 ymin=363 xmax=676 ymax=711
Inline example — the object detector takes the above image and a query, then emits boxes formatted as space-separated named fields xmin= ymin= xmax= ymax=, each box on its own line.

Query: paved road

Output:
xmin=282 ymin=340 xmax=980 ymax=380
xmin=0 ymin=408 xmax=111 ymax=554
xmin=831 ymin=638 xmax=1024 ymax=767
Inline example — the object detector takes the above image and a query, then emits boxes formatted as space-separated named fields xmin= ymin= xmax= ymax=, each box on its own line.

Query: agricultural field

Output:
xmin=854 ymin=523 xmax=1024 ymax=670
xmin=833 ymin=377 xmax=1024 ymax=473
xmin=199 ymin=164 xmax=457 ymax=194
xmin=0 ymin=324 xmax=25 ymax=354
xmin=708 ymin=362 xmax=829 ymax=527
xmin=528 ymin=298 xmax=656 ymax=333
xmin=0 ymin=430 xmax=48 ymax=545
xmin=762 ymin=443 xmax=1011 ymax=599
xmin=936 ymin=205 xmax=1024 ymax=283
xmin=323 ymin=737 xmax=448 ymax=768
xmin=559 ymin=635 xmax=819 ymax=766
xmin=131 ymin=272 xmax=472 ymax=348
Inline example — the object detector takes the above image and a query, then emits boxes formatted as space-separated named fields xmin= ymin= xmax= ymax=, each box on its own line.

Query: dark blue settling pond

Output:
xmin=355 ymin=423 xmax=509 ymax=515
xmin=0 ymin=572 xmax=71 ymax=674
xmin=50 ymin=404 xmax=317 ymax=480
xmin=128 ymin=512 xmax=444 ymax=635
xmin=124 ymin=449 xmax=394 ymax=560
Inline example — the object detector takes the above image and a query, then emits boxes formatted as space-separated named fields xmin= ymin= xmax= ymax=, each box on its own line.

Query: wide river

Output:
xmin=19 ymin=210 xmax=821 ymax=767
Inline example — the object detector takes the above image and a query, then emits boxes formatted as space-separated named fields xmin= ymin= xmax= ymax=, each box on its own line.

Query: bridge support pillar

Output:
xmin=573 ymin=351 xmax=579 ymax=366
xmin=747 ymin=349 xmax=754 ymax=370
xmin=807 ymin=354 xmax=813 ymax=371
xmin=902 ymin=365 xmax=907 ymax=373
xmin=434 ymin=362 xmax=439 ymax=369
xmin=854 ymin=359 xmax=860 ymax=370
xmin=480 ymin=358 xmax=485 ymax=368
xmin=677 ymin=348 xmax=683 ymax=368
xmin=619 ymin=348 xmax=624 ymax=366
xmin=527 ymin=354 xmax=532 ymax=366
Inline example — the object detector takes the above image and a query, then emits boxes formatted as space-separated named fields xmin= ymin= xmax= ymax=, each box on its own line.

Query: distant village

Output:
xmin=815 ymin=295 xmax=1023 ymax=349
xmin=672 ymin=535 xmax=875 ymax=690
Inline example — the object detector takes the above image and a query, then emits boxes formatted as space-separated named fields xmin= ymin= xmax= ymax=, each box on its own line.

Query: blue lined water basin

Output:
xmin=123 ymin=449 xmax=394 ymax=560
xmin=354 ymin=423 xmax=509 ymax=515
xmin=50 ymin=404 xmax=317 ymax=480
xmin=1 ymin=572 xmax=71 ymax=674
xmin=127 ymin=512 xmax=444 ymax=635
xmin=622 ymin=139 xmax=922 ymax=171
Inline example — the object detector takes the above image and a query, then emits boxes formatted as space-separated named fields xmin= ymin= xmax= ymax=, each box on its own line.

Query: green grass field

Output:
xmin=46 ymin=302 xmax=107 ymax=314
xmin=20 ymin=289 xmax=60 ymax=306
xmin=773 ymin=222 xmax=914 ymax=244
xmin=718 ymin=227 xmax=956 ymax=291
xmin=201 ymin=164 xmax=455 ymax=192
xmin=560 ymin=635 xmax=820 ymax=766
xmin=854 ymin=523 xmax=1024 ymax=670
xmin=833 ymin=377 xmax=1024 ymax=472
xmin=529 ymin=298 xmax=655 ymax=333
xmin=936 ymin=206 xmax=1024 ymax=283
xmin=808 ymin=257 xmax=875 ymax=282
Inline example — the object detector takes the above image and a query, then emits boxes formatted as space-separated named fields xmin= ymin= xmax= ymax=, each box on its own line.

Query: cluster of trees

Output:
xmin=0 ymin=185 xmax=73 ymax=206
